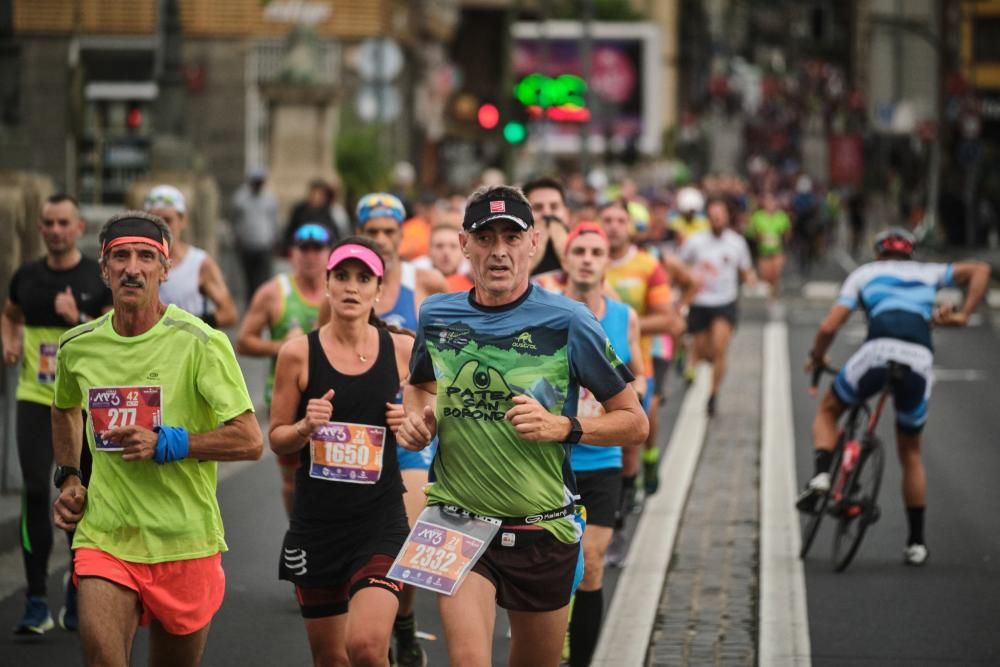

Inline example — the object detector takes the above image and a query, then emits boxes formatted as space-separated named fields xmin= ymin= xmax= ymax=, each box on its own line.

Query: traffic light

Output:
xmin=477 ymin=103 xmax=500 ymax=130
xmin=503 ymin=121 xmax=527 ymax=144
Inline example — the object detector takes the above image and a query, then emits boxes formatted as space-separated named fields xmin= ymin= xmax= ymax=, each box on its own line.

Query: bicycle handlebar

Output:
xmin=808 ymin=363 xmax=839 ymax=396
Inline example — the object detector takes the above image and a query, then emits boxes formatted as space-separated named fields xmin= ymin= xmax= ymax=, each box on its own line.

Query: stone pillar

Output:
xmin=259 ymin=83 xmax=339 ymax=220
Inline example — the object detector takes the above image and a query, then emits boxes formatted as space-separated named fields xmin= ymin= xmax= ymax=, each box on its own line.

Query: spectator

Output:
xmin=231 ymin=167 xmax=279 ymax=300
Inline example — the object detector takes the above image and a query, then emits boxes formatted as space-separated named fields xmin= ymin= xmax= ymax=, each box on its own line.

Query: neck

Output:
xmin=295 ymin=270 xmax=325 ymax=295
xmin=384 ymin=258 xmax=401 ymax=281
xmin=565 ymin=282 xmax=604 ymax=315
xmin=329 ymin=316 xmax=371 ymax=345
xmin=112 ymin=302 xmax=166 ymax=337
xmin=172 ymin=240 xmax=189 ymax=261
xmin=609 ymin=244 xmax=629 ymax=261
xmin=473 ymin=279 xmax=529 ymax=307
xmin=46 ymin=248 xmax=81 ymax=271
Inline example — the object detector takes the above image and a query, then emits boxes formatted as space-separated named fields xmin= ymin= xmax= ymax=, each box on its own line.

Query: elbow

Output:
xmin=234 ymin=337 xmax=249 ymax=355
xmin=244 ymin=422 xmax=264 ymax=460
xmin=626 ymin=411 xmax=650 ymax=446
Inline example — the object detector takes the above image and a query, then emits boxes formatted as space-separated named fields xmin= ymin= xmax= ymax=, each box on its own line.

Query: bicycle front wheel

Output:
xmin=832 ymin=438 xmax=885 ymax=572
xmin=799 ymin=440 xmax=844 ymax=559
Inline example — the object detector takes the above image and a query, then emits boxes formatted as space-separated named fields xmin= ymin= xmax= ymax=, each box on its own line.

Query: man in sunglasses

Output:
xmin=144 ymin=185 xmax=237 ymax=328
xmin=2 ymin=193 xmax=112 ymax=636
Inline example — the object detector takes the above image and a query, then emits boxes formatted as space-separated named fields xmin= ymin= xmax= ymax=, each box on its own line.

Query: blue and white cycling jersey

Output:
xmin=836 ymin=260 xmax=955 ymax=350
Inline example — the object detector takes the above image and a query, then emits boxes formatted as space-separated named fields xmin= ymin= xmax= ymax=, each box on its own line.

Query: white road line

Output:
xmin=760 ymin=321 xmax=812 ymax=667
xmin=988 ymin=289 xmax=1000 ymax=309
xmin=592 ymin=365 xmax=711 ymax=666
xmin=0 ymin=453 xmax=267 ymax=602
xmin=801 ymin=281 xmax=840 ymax=300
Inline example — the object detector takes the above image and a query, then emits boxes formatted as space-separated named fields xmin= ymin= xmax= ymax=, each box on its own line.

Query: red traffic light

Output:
xmin=126 ymin=106 xmax=143 ymax=130
xmin=477 ymin=103 xmax=500 ymax=130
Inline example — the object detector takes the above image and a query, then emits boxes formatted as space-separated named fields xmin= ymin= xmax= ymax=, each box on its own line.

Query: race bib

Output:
xmin=88 ymin=386 xmax=163 ymax=451
xmin=388 ymin=505 xmax=500 ymax=596
xmin=577 ymin=387 xmax=605 ymax=419
xmin=309 ymin=421 xmax=385 ymax=484
xmin=37 ymin=343 xmax=57 ymax=383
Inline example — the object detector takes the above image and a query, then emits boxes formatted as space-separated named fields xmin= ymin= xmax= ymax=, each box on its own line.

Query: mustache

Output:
xmin=119 ymin=275 xmax=146 ymax=288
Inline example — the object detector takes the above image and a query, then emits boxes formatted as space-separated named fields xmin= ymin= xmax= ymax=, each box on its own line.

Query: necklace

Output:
xmin=357 ymin=328 xmax=372 ymax=362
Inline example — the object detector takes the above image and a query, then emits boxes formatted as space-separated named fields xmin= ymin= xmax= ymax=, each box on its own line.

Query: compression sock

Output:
xmin=569 ymin=588 xmax=603 ymax=667
xmin=393 ymin=613 xmax=416 ymax=647
xmin=906 ymin=506 xmax=925 ymax=545
xmin=621 ymin=474 xmax=638 ymax=513
xmin=814 ymin=450 xmax=834 ymax=477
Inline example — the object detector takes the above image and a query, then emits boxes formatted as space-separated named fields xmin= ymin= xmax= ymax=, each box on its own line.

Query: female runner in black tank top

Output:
xmin=269 ymin=236 xmax=415 ymax=666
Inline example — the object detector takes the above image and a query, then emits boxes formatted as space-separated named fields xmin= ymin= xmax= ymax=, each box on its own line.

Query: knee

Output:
xmin=448 ymin=646 xmax=491 ymax=667
xmin=581 ymin=551 xmax=605 ymax=590
xmin=313 ymin=650 xmax=349 ymax=667
xmin=346 ymin=632 xmax=389 ymax=667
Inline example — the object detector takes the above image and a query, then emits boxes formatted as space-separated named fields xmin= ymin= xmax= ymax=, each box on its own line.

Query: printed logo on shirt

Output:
xmin=443 ymin=361 xmax=516 ymax=422
xmin=512 ymin=331 xmax=536 ymax=350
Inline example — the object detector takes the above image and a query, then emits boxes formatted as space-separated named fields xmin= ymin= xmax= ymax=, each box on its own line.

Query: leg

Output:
xmin=812 ymin=390 xmax=847 ymax=456
xmin=77 ymin=577 xmax=141 ymax=667
xmin=642 ymin=392 xmax=661 ymax=494
xmin=396 ymin=469 xmax=429 ymax=664
xmin=16 ymin=401 xmax=55 ymax=599
xmin=345 ymin=587 xmax=400 ymax=666
xmin=304 ymin=614 xmax=350 ymax=667
xmin=438 ymin=571 xmax=497 ymax=667
xmin=569 ymin=525 xmax=612 ymax=667
xmin=508 ymin=606 xmax=572 ymax=667
xmin=149 ymin=620 xmax=212 ymax=667
xmin=708 ymin=317 xmax=733 ymax=396
xmin=897 ymin=428 xmax=927 ymax=550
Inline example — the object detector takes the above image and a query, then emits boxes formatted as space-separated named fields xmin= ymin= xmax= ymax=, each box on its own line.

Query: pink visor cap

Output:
xmin=326 ymin=244 xmax=384 ymax=278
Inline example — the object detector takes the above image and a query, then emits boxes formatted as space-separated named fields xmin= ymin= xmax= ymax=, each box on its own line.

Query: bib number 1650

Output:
xmin=324 ymin=442 xmax=370 ymax=466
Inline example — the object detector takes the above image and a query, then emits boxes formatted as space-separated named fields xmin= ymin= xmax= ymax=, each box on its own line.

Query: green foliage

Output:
xmin=335 ymin=124 xmax=390 ymax=202
xmin=547 ymin=0 xmax=644 ymax=21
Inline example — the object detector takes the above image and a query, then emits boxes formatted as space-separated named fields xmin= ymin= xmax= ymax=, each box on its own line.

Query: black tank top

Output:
xmin=291 ymin=327 xmax=403 ymax=523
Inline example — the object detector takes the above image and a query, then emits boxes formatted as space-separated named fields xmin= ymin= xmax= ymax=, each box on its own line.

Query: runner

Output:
xmin=523 ymin=177 xmax=571 ymax=276
xmin=336 ymin=192 xmax=446 ymax=664
xmin=270 ymin=236 xmax=413 ymax=665
xmin=669 ymin=186 xmax=709 ymax=242
xmin=396 ymin=184 xmax=648 ymax=667
xmin=745 ymin=191 xmax=791 ymax=301
xmin=428 ymin=223 xmax=474 ymax=292
xmin=545 ymin=222 xmax=646 ymax=667
xmin=51 ymin=211 xmax=262 ymax=666
xmin=679 ymin=195 xmax=757 ymax=417
xmin=599 ymin=198 xmax=682 ymax=566
xmin=144 ymin=185 xmax=238 ymax=327
xmin=798 ymin=229 xmax=990 ymax=565
xmin=236 ymin=223 xmax=332 ymax=515
xmin=2 ymin=193 xmax=112 ymax=636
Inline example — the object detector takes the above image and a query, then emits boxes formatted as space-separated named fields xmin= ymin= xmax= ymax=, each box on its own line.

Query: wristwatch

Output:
xmin=565 ymin=416 xmax=584 ymax=444
xmin=53 ymin=465 xmax=83 ymax=489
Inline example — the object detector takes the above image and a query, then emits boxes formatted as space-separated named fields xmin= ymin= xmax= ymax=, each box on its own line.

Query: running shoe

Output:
xmin=395 ymin=642 xmax=426 ymax=667
xmin=13 ymin=595 xmax=54 ymax=637
xmin=794 ymin=472 xmax=831 ymax=513
xmin=605 ymin=527 xmax=629 ymax=568
xmin=59 ymin=572 xmax=78 ymax=631
xmin=683 ymin=365 xmax=696 ymax=386
xmin=642 ymin=448 xmax=660 ymax=496
xmin=903 ymin=543 xmax=929 ymax=566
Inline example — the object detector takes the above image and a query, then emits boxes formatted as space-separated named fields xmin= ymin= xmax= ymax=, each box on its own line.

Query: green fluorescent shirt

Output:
xmin=53 ymin=305 xmax=254 ymax=563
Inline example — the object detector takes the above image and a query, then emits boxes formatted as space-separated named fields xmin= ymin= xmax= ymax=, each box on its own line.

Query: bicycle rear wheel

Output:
xmin=832 ymin=437 xmax=885 ymax=572
xmin=799 ymin=439 xmax=844 ymax=558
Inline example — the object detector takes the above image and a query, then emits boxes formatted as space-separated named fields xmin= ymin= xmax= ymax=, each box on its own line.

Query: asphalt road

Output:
xmin=787 ymin=266 xmax=1000 ymax=666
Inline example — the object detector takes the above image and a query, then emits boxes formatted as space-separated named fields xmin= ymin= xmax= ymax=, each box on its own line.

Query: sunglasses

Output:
xmin=144 ymin=194 xmax=182 ymax=209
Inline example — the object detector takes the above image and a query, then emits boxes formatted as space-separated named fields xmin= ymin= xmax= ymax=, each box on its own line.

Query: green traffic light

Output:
xmin=503 ymin=121 xmax=527 ymax=144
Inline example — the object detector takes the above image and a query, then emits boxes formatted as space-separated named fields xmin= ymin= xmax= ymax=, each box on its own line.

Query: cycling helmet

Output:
xmin=676 ymin=186 xmax=705 ymax=214
xmin=873 ymin=227 xmax=915 ymax=258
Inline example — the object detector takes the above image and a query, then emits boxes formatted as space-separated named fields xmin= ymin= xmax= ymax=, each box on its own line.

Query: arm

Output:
xmin=52 ymin=405 xmax=86 ymax=531
xmin=626 ymin=309 xmax=647 ymax=398
xmin=505 ymin=386 xmax=648 ymax=447
xmin=267 ymin=336 xmax=317 ymax=455
xmin=416 ymin=268 xmax=448 ymax=311
xmin=548 ymin=219 xmax=569 ymax=268
xmin=936 ymin=261 xmax=991 ymax=326
xmin=235 ymin=281 xmax=282 ymax=357
xmin=199 ymin=256 xmax=238 ymax=328
xmin=1 ymin=300 xmax=24 ymax=365
xmin=662 ymin=254 xmax=699 ymax=308
xmin=187 ymin=411 xmax=262 ymax=461
xmin=397 ymin=380 xmax=437 ymax=451
xmin=808 ymin=304 xmax=852 ymax=370
xmin=638 ymin=300 xmax=677 ymax=337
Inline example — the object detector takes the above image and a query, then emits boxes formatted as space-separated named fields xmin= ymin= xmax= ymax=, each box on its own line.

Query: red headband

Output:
xmin=102 ymin=236 xmax=170 ymax=260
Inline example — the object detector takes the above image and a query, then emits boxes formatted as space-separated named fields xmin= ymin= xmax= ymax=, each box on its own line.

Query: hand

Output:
xmin=632 ymin=377 xmax=648 ymax=401
xmin=932 ymin=304 xmax=968 ymax=327
xmin=803 ymin=352 xmax=831 ymax=375
xmin=300 ymin=389 xmax=334 ymax=436
xmin=105 ymin=425 xmax=159 ymax=462
xmin=385 ymin=402 xmax=405 ymax=434
xmin=505 ymin=395 xmax=568 ymax=442
xmin=668 ymin=312 xmax=687 ymax=338
xmin=2 ymin=340 xmax=22 ymax=365
xmin=53 ymin=480 xmax=87 ymax=531
xmin=54 ymin=287 xmax=80 ymax=325
xmin=397 ymin=405 xmax=436 ymax=451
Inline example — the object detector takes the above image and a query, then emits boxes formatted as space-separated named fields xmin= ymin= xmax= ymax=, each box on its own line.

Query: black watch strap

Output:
xmin=565 ymin=416 xmax=583 ymax=444
xmin=53 ymin=465 xmax=83 ymax=489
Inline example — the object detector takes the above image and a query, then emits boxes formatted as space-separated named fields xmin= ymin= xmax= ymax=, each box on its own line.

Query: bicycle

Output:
xmin=798 ymin=362 xmax=905 ymax=572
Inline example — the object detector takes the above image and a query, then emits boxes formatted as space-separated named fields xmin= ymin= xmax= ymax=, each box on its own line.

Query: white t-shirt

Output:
xmin=680 ymin=229 xmax=752 ymax=307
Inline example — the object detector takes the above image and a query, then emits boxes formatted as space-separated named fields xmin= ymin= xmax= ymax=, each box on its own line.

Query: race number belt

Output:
xmin=439 ymin=502 xmax=576 ymax=526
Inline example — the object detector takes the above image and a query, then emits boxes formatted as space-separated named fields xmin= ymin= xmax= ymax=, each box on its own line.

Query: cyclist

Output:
xmin=236 ymin=223 xmax=333 ymax=515
xmin=51 ymin=211 xmax=262 ymax=665
xmin=2 ymin=193 xmax=112 ymax=635
xmin=144 ymin=185 xmax=237 ymax=328
xmin=798 ymin=228 xmax=990 ymax=566
xmin=270 ymin=237 xmax=414 ymax=666
xmin=397 ymin=185 xmax=648 ymax=667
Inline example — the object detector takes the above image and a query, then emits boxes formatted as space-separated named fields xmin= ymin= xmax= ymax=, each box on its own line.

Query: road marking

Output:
xmin=0 ymin=452 xmax=268 ymax=602
xmin=592 ymin=365 xmax=711 ymax=666
xmin=801 ymin=281 xmax=840 ymax=300
xmin=988 ymin=289 xmax=1000 ymax=309
xmin=933 ymin=368 xmax=987 ymax=382
xmin=760 ymin=321 xmax=812 ymax=667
